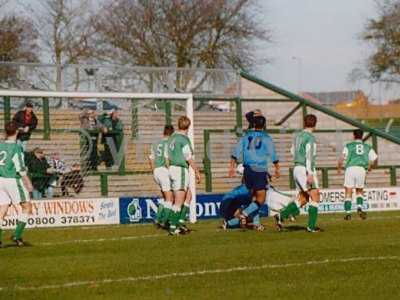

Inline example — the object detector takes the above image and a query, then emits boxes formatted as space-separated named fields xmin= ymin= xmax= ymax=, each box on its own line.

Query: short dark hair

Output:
xmin=25 ymin=102 xmax=33 ymax=108
xmin=353 ymin=129 xmax=364 ymax=140
xmin=254 ymin=116 xmax=266 ymax=130
xmin=164 ymin=125 xmax=174 ymax=136
xmin=304 ymin=114 xmax=317 ymax=128
xmin=5 ymin=122 xmax=18 ymax=137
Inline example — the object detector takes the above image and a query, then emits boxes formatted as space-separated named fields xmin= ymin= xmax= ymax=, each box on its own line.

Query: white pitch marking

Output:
xmin=2 ymin=256 xmax=399 ymax=292
xmin=37 ymin=234 xmax=165 ymax=246
xmin=4 ymin=213 xmax=400 ymax=247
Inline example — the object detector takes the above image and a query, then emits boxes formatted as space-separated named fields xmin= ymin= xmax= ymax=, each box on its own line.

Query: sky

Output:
xmin=4 ymin=0 xmax=397 ymax=100
xmin=256 ymin=0 xmax=380 ymax=96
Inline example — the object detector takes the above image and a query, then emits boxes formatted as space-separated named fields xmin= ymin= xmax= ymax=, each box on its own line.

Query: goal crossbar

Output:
xmin=0 ymin=90 xmax=192 ymax=100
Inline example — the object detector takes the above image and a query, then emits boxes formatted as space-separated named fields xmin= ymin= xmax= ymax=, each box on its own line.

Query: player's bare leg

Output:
xmin=0 ymin=204 xmax=9 ymax=248
xmin=344 ymin=187 xmax=353 ymax=220
xmin=298 ymin=191 xmax=309 ymax=207
xmin=355 ymin=188 xmax=366 ymax=219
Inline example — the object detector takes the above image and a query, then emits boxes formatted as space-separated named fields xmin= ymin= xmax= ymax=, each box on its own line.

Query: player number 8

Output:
xmin=356 ymin=144 xmax=364 ymax=155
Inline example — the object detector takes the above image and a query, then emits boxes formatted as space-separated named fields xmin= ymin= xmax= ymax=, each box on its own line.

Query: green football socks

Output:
xmin=168 ymin=205 xmax=181 ymax=232
xmin=344 ymin=199 xmax=352 ymax=214
xmin=161 ymin=201 xmax=172 ymax=225
xmin=155 ymin=203 xmax=165 ymax=223
xmin=178 ymin=203 xmax=190 ymax=226
xmin=307 ymin=203 xmax=318 ymax=230
xmin=356 ymin=196 xmax=364 ymax=209
xmin=280 ymin=202 xmax=300 ymax=220
xmin=14 ymin=220 xmax=26 ymax=240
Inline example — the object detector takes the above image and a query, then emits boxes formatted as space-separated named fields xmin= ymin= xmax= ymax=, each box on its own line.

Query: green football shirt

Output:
xmin=292 ymin=130 xmax=317 ymax=171
xmin=343 ymin=140 xmax=377 ymax=169
xmin=0 ymin=141 xmax=27 ymax=179
xmin=149 ymin=138 xmax=168 ymax=168
xmin=167 ymin=132 xmax=193 ymax=169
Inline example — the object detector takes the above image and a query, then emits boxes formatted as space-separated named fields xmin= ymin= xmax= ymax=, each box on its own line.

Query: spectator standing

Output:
xmin=12 ymin=102 xmax=38 ymax=151
xmin=100 ymin=110 xmax=124 ymax=169
xmin=25 ymin=148 xmax=57 ymax=199
xmin=79 ymin=109 xmax=103 ymax=171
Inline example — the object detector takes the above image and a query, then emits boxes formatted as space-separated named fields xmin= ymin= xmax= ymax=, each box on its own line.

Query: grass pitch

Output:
xmin=1 ymin=211 xmax=400 ymax=300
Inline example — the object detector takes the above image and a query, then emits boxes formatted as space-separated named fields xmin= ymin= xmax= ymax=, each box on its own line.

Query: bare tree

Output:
xmin=93 ymin=0 xmax=270 ymax=91
xmin=362 ymin=0 xmax=400 ymax=84
xmin=0 ymin=16 xmax=39 ymax=87
xmin=0 ymin=0 xmax=9 ymax=10
xmin=21 ymin=0 xmax=97 ymax=90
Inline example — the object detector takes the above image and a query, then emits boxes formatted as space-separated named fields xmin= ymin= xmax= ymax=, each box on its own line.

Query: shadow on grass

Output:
xmin=1 ymin=242 xmax=33 ymax=249
xmin=282 ymin=225 xmax=307 ymax=232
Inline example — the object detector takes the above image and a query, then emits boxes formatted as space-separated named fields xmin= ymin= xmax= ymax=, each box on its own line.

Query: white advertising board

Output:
xmin=2 ymin=198 xmax=120 ymax=229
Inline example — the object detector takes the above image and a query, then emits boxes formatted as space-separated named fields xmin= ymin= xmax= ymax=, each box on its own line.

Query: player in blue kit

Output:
xmin=220 ymin=183 xmax=253 ymax=228
xmin=228 ymin=116 xmax=280 ymax=230
xmin=221 ymin=164 xmax=298 ymax=231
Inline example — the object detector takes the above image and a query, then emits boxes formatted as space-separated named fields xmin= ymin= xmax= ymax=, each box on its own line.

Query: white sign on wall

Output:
xmin=2 ymin=198 xmax=120 ymax=229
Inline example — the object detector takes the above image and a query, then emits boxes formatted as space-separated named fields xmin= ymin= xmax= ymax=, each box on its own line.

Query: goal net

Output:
xmin=0 ymin=90 xmax=197 ymax=223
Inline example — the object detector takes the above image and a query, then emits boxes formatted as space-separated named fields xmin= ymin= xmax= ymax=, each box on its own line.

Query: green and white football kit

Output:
xmin=149 ymin=138 xmax=171 ymax=192
xmin=167 ymin=133 xmax=193 ymax=191
xmin=0 ymin=141 xmax=30 ymax=205
xmin=0 ymin=140 xmax=31 ymax=246
xmin=292 ymin=129 xmax=319 ymax=231
xmin=166 ymin=132 xmax=194 ymax=234
xmin=292 ymin=130 xmax=319 ymax=191
xmin=342 ymin=140 xmax=377 ymax=189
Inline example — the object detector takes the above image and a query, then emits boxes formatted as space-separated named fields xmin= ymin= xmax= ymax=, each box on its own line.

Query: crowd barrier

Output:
xmin=2 ymin=187 xmax=400 ymax=229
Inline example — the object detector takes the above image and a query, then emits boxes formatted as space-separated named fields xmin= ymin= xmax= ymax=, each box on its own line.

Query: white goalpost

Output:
xmin=0 ymin=90 xmax=198 ymax=223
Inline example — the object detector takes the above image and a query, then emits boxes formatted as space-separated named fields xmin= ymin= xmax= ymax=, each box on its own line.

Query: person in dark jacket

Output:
xmin=12 ymin=102 xmax=38 ymax=151
xmin=25 ymin=148 xmax=57 ymax=199
xmin=99 ymin=110 xmax=124 ymax=169
xmin=79 ymin=109 xmax=104 ymax=171
xmin=61 ymin=164 xmax=84 ymax=197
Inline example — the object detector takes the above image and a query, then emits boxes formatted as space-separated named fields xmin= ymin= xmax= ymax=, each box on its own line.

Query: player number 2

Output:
xmin=0 ymin=151 xmax=7 ymax=166
xmin=356 ymin=144 xmax=364 ymax=155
